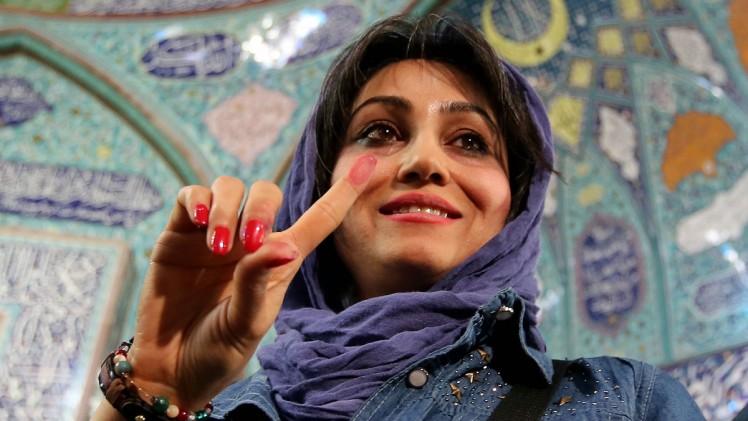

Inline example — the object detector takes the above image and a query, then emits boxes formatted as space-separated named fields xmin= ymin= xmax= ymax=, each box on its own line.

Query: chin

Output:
xmin=384 ymin=254 xmax=451 ymax=287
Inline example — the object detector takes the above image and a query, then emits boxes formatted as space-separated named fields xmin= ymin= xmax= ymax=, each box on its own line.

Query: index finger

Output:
xmin=285 ymin=154 xmax=376 ymax=256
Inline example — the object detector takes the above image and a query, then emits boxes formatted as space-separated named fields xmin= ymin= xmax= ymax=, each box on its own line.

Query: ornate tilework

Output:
xmin=142 ymin=33 xmax=242 ymax=79
xmin=0 ymin=160 xmax=164 ymax=226
xmin=448 ymin=0 xmax=748 ymax=377
xmin=203 ymin=83 xmax=297 ymax=166
xmin=0 ymin=229 xmax=131 ymax=420
xmin=0 ymin=77 xmax=51 ymax=127
xmin=66 ymin=0 xmax=271 ymax=15
xmin=287 ymin=4 xmax=363 ymax=64
xmin=665 ymin=343 xmax=748 ymax=420
xmin=575 ymin=213 xmax=646 ymax=334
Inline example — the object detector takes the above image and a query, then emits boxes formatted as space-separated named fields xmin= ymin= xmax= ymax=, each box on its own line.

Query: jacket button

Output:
xmin=406 ymin=367 xmax=429 ymax=389
xmin=495 ymin=305 xmax=514 ymax=321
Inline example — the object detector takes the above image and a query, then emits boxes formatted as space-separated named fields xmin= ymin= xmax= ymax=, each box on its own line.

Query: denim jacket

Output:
xmin=210 ymin=290 xmax=705 ymax=420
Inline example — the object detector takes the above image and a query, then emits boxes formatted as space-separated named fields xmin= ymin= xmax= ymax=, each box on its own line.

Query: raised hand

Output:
xmin=113 ymin=154 xmax=376 ymax=412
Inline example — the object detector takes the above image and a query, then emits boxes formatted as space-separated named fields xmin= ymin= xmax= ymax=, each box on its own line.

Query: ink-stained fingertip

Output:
xmin=347 ymin=154 xmax=377 ymax=186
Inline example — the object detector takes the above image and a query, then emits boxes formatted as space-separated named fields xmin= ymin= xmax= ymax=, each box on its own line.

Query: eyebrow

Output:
xmin=439 ymin=101 xmax=499 ymax=134
xmin=350 ymin=95 xmax=499 ymax=134
xmin=350 ymin=96 xmax=412 ymax=118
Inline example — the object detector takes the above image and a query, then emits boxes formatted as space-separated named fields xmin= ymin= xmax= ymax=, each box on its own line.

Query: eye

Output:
xmin=452 ymin=132 xmax=490 ymax=155
xmin=355 ymin=122 xmax=401 ymax=146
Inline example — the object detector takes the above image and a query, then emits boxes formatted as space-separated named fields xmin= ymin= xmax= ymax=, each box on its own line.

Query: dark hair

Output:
xmin=313 ymin=13 xmax=553 ymax=221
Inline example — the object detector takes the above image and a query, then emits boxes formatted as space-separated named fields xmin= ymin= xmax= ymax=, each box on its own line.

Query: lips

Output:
xmin=380 ymin=193 xmax=461 ymax=219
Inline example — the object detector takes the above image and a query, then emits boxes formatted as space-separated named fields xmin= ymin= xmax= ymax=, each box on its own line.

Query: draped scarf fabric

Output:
xmin=256 ymin=61 xmax=554 ymax=420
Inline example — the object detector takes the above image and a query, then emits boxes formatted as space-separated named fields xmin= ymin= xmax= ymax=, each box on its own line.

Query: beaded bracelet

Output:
xmin=98 ymin=340 xmax=213 ymax=421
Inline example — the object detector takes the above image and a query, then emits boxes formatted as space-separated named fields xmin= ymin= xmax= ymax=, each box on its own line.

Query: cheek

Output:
xmin=332 ymin=194 xmax=370 ymax=267
xmin=472 ymin=169 xmax=512 ymax=223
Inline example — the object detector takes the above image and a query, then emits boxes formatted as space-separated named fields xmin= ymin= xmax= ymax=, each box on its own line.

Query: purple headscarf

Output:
xmin=256 ymin=54 xmax=554 ymax=421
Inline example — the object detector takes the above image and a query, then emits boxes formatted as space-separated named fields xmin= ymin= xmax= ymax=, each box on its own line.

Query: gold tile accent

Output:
xmin=568 ymin=59 xmax=594 ymax=88
xmin=597 ymin=27 xmax=625 ymax=56
xmin=548 ymin=95 xmax=586 ymax=149
xmin=619 ymin=0 xmax=644 ymax=20
xmin=603 ymin=67 xmax=625 ymax=92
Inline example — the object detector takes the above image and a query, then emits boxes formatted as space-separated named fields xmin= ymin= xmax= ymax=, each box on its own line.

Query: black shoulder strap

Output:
xmin=488 ymin=359 xmax=570 ymax=421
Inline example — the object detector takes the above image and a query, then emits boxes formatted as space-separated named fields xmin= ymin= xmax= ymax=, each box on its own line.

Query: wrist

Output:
xmin=98 ymin=340 xmax=214 ymax=420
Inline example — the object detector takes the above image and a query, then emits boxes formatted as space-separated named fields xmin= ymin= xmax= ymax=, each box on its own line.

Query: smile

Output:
xmin=391 ymin=206 xmax=451 ymax=218
xmin=380 ymin=193 xmax=462 ymax=220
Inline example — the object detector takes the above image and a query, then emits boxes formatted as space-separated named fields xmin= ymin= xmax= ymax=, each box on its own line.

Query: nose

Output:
xmin=396 ymin=135 xmax=450 ymax=185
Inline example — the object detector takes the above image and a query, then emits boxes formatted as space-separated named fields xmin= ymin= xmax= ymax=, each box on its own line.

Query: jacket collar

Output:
xmin=470 ymin=288 xmax=553 ymax=386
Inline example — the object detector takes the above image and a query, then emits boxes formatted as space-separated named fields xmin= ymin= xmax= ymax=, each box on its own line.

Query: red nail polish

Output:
xmin=211 ymin=226 xmax=230 ymax=255
xmin=194 ymin=204 xmax=209 ymax=227
xmin=348 ymin=154 xmax=376 ymax=185
xmin=242 ymin=220 xmax=265 ymax=253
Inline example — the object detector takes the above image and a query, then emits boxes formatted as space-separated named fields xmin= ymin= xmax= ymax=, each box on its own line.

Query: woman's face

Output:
xmin=330 ymin=60 xmax=511 ymax=300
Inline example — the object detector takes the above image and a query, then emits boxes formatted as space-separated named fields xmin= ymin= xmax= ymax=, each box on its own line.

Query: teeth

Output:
xmin=393 ymin=206 xmax=449 ymax=218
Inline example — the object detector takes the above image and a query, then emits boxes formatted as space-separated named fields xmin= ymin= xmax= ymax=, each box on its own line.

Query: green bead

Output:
xmin=152 ymin=396 xmax=169 ymax=413
xmin=113 ymin=361 xmax=131 ymax=375
xmin=195 ymin=410 xmax=208 ymax=419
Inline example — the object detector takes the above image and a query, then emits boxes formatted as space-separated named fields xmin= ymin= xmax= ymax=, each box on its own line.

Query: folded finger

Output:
xmin=206 ymin=176 xmax=246 ymax=255
xmin=239 ymin=181 xmax=283 ymax=253
xmin=170 ymin=185 xmax=213 ymax=231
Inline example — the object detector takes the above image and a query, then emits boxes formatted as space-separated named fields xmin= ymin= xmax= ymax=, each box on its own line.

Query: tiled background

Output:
xmin=0 ymin=0 xmax=745 ymax=419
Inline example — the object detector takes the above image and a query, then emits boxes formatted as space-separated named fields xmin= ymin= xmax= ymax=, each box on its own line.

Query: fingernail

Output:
xmin=242 ymin=220 xmax=265 ymax=253
xmin=211 ymin=226 xmax=230 ymax=255
xmin=348 ymin=154 xmax=377 ymax=185
xmin=194 ymin=204 xmax=209 ymax=227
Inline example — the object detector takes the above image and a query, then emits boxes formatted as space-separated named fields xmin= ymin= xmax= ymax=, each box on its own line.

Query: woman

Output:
xmin=94 ymin=14 xmax=704 ymax=420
